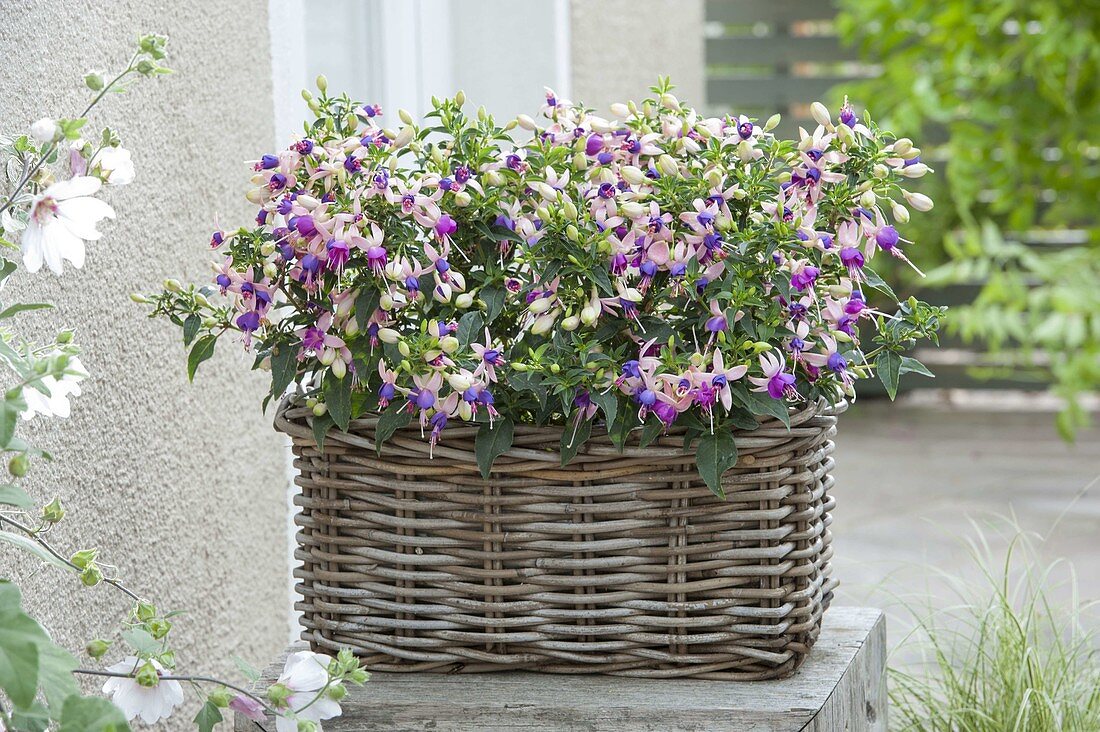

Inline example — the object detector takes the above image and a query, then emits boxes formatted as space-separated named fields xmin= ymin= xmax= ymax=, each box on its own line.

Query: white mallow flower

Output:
xmin=275 ymin=650 xmax=341 ymax=732
xmin=91 ymin=145 xmax=135 ymax=186
xmin=20 ymin=356 xmax=87 ymax=420
xmin=102 ymin=657 xmax=184 ymax=725
xmin=29 ymin=117 xmax=58 ymax=143
xmin=21 ymin=176 xmax=114 ymax=275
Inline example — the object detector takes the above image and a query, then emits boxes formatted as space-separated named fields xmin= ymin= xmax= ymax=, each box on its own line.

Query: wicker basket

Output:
xmin=278 ymin=397 xmax=841 ymax=680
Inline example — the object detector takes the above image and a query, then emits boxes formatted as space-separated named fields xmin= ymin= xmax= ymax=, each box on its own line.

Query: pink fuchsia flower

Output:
xmin=748 ymin=351 xmax=797 ymax=401
xmin=101 ymin=657 xmax=185 ymax=725
xmin=21 ymin=176 xmax=115 ymax=275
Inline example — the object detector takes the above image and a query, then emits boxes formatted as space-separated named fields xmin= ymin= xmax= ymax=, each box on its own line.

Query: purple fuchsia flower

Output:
xmin=210 ymin=230 xmax=225 ymax=248
xmin=472 ymin=328 xmax=505 ymax=382
xmin=803 ymin=333 xmax=854 ymax=392
xmin=366 ymin=245 xmax=387 ymax=275
xmin=790 ymin=263 xmax=820 ymax=292
xmin=748 ymin=351 xmax=798 ymax=401
xmin=377 ymin=362 xmax=398 ymax=409
xmin=405 ymin=372 xmax=443 ymax=430
xmin=435 ymin=213 xmax=458 ymax=239
xmin=839 ymin=246 xmax=865 ymax=281
xmin=326 ymin=238 xmax=350 ymax=272
xmin=709 ymin=350 xmax=749 ymax=411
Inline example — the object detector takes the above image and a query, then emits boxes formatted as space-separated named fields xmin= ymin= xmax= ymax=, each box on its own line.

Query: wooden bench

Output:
xmin=236 ymin=606 xmax=886 ymax=731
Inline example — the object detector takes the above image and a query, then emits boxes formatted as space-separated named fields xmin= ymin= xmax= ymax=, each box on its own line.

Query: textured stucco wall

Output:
xmin=570 ymin=0 xmax=705 ymax=112
xmin=0 ymin=1 xmax=288 ymax=727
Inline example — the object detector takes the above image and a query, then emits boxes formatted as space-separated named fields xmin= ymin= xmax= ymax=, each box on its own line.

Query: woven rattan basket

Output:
xmin=278 ymin=397 xmax=842 ymax=680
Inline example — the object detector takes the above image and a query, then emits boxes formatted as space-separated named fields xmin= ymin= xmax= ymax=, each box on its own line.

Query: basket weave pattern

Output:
xmin=279 ymin=399 xmax=840 ymax=680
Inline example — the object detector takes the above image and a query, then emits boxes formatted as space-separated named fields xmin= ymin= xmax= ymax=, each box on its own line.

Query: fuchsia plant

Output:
xmin=147 ymin=77 xmax=943 ymax=494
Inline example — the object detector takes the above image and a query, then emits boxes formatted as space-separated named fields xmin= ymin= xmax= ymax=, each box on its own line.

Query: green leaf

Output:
xmin=354 ymin=288 xmax=381 ymax=332
xmin=588 ymin=390 xmax=618 ymax=430
xmin=0 ymin=531 xmax=70 ymax=571
xmin=476 ymin=418 xmax=514 ymax=479
xmin=0 ymin=483 xmax=32 ymax=509
xmin=899 ymin=356 xmax=934 ymax=378
xmin=560 ymin=417 xmax=592 ymax=467
xmin=323 ymin=374 xmax=352 ymax=431
xmin=876 ymin=351 xmax=903 ymax=400
xmin=58 ymin=695 xmax=129 ymax=732
xmin=862 ymin=267 xmax=898 ymax=302
xmin=182 ymin=314 xmax=200 ymax=346
xmin=0 ymin=581 xmax=79 ymax=716
xmin=456 ymin=311 xmax=484 ymax=349
xmin=120 ymin=627 xmax=160 ymax=655
xmin=696 ymin=431 xmax=738 ymax=499
xmin=639 ymin=417 xmax=664 ymax=448
xmin=311 ymin=412 xmax=334 ymax=453
xmin=186 ymin=335 xmax=217 ymax=382
xmin=0 ymin=303 xmax=53 ymax=320
xmin=233 ymin=655 xmax=261 ymax=683
xmin=590 ymin=266 xmax=615 ymax=297
xmin=732 ymin=387 xmax=790 ymax=429
xmin=270 ymin=342 xmax=297 ymax=400
xmin=193 ymin=700 xmax=223 ymax=732
xmin=374 ymin=403 xmax=410 ymax=454
xmin=0 ymin=635 xmax=39 ymax=708
xmin=508 ymin=372 xmax=546 ymax=408
xmin=480 ymin=285 xmax=505 ymax=323
xmin=0 ymin=390 xmax=26 ymax=449
xmin=608 ymin=410 xmax=640 ymax=453
xmin=0 ymin=258 xmax=18 ymax=285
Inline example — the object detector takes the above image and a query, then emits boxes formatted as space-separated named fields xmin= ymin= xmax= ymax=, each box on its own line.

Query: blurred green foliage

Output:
xmin=835 ymin=0 xmax=1100 ymax=437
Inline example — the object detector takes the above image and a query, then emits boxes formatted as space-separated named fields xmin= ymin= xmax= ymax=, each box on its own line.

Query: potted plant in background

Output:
xmin=146 ymin=77 xmax=942 ymax=680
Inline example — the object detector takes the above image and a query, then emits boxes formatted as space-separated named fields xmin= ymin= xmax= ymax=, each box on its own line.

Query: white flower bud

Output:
xmin=331 ymin=358 xmax=347 ymax=379
xmin=455 ymin=293 xmax=474 ymax=309
xmin=448 ymin=372 xmax=473 ymax=392
xmin=659 ymin=93 xmax=680 ymax=111
xmin=903 ymin=190 xmax=935 ymax=211
xmin=377 ymin=327 xmax=400 ymax=344
xmin=621 ymin=165 xmax=646 ymax=186
xmin=312 ymin=402 xmax=328 ymax=417
xmin=319 ymin=348 xmax=336 ymax=366
xmin=245 ymin=187 xmax=265 ymax=204
xmin=891 ymin=202 xmax=910 ymax=223
xmin=899 ymin=163 xmax=930 ymax=178
xmin=30 ymin=118 xmax=58 ymax=143
xmin=345 ymin=318 xmax=360 ymax=337
xmin=892 ymin=138 xmax=913 ymax=156
xmin=458 ymin=400 xmax=473 ymax=421
xmin=296 ymin=194 xmax=320 ymax=210
xmin=620 ymin=201 xmax=645 ymax=219
xmin=764 ymin=113 xmax=781 ymax=132
xmin=379 ymin=293 xmax=394 ymax=311
xmin=873 ymin=164 xmax=889 ymax=179
xmin=528 ymin=297 xmax=554 ymax=314
xmin=810 ymin=102 xmax=832 ymax=128
xmin=263 ymin=263 xmax=278 ymax=278
xmin=453 ymin=191 xmax=471 ymax=207
xmin=516 ymin=114 xmax=537 ymax=131
xmin=589 ymin=116 xmax=614 ymax=133
xmin=440 ymin=335 xmax=460 ymax=354
xmin=657 ymin=154 xmax=679 ymax=177
xmin=610 ymin=102 xmax=630 ymax=118
xmin=860 ymin=190 xmax=877 ymax=208
xmin=397 ymin=340 xmax=411 ymax=357
xmin=399 ymin=108 xmax=414 ymax=124
xmin=562 ymin=199 xmax=578 ymax=220
xmin=393 ymin=126 xmax=415 ymax=149
xmin=384 ymin=262 xmax=403 ymax=280
xmin=561 ymin=315 xmax=580 ymax=331
xmin=484 ymin=170 xmax=504 ymax=186
xmin=531 ymin=311 xmax=559 ymax=335
xmin=580 ymin=306 xmax=598 ymax=325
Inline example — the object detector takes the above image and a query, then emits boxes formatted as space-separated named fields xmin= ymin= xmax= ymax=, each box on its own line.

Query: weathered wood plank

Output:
xmin=235 ymin=606 xmax=885 ymax=731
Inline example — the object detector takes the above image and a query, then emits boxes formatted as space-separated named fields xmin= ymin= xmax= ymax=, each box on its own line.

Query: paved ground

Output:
xmin=828 ymin=399 xmax=1100 ymax=658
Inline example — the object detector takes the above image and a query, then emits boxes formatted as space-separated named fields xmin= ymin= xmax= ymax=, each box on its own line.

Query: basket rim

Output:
xmin=274 ymin=393 xmax=845 ymax=459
